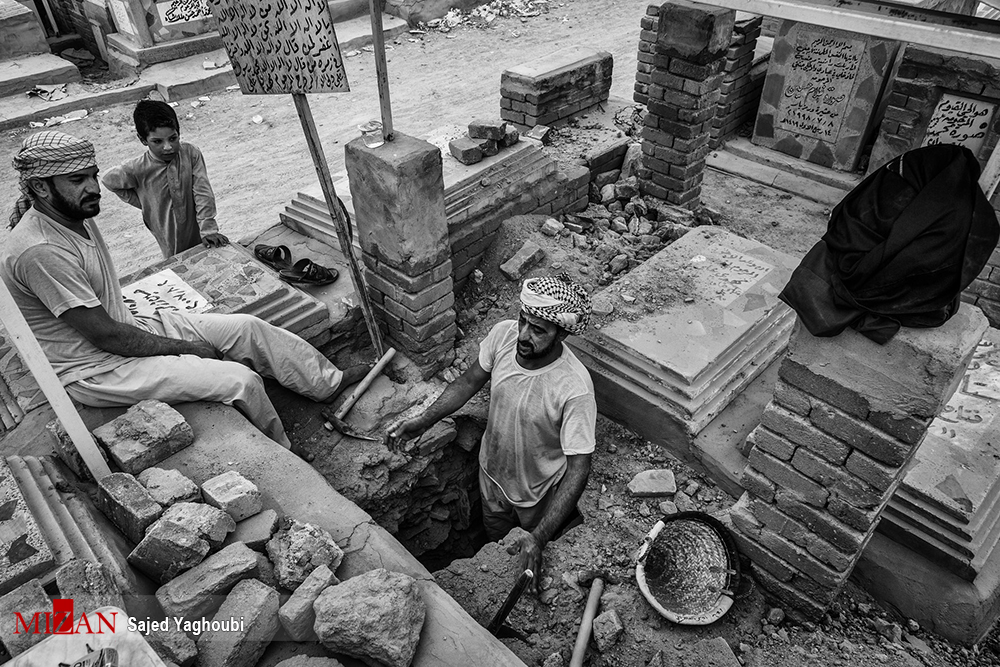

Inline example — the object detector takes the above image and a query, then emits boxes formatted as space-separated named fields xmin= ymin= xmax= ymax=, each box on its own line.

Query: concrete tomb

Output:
xmin=752 ymin=21 xmax=897 ymax=171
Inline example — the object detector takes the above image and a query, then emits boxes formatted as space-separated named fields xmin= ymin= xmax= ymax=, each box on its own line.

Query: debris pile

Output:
xmin=421 ymin=0 xmax=549 ymax=31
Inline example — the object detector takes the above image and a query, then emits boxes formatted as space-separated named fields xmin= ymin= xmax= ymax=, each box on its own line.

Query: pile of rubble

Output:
xmin=420 ymin=0 xmax=549 ymax=31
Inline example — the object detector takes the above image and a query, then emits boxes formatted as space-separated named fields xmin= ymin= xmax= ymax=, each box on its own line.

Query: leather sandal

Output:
xmin=254 ymin=244 xmax=294 ymax=271
xmin=279 ymin=258 xmax=339 ymax=286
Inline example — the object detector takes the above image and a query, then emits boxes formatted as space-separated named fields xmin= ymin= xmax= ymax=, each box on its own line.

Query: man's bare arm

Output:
xmin=385 ymin=361 xmax=490 ymax=450
xmin=61 ymin=305 xmax=219 ymax=359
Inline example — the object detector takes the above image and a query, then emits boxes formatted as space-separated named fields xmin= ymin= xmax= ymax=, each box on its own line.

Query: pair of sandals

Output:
xmin=254 ymin=244 xmax=339 ymax=286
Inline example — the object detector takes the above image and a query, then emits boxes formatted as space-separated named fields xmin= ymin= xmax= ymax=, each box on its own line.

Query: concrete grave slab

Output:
xmin=0 ymin=458 xmax=54 ymax=595
xmin=752 ymin=21 xmax=898 ymax=171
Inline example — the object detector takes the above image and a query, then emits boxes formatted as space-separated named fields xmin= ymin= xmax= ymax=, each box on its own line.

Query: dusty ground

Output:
xmin=2 ymin=1 xmax=999 ymax=665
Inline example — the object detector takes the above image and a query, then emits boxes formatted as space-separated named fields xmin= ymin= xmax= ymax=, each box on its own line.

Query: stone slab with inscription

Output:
xmin=568 ymin=227 xmax=798 ymax=435
xmin=921 ymin=93 xmax=997 ymax=155
xmin=752 ymin=21 xmax=898 ymax=171
xmin=881 ymin=328 xmax=1000 ymax=580
xmin=0 ymin=458 xmax=54 ymax=596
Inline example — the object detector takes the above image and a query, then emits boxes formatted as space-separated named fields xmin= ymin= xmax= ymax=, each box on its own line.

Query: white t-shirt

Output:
xmin=1 ymin=209 xmax=135 ymax=385
xmin=478 ymin=320 xmax=596 ymax=508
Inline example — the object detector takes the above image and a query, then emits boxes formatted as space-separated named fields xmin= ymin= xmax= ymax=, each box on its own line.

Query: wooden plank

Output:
xmin=0 ymin=280 xmax=111 ymax=481
xmin=702 ymin=0 xmax=1000 ymax=59
xmin=293 ymin=93 xmax=386 ymax=357
xmin=368 ymin=3 xmax=395 ymax=140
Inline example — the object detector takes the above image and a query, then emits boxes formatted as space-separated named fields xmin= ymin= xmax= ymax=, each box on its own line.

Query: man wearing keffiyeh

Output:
xmin=1 ymin=131 xmax=368 ymax=450
xmin=388 ymin=274 xmax=596 ymax=590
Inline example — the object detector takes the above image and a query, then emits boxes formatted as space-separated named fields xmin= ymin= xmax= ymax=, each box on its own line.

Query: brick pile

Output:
xmin=501 ymin=45 xmax=613 ymax=128
xmin=635 ymin=6 xmax=763 ymax=150
xmin=729 ymin=311 xmax=987 ymax=618
xmin=448 ymin=120 xmax=520 ymax=166
xmin=637 ymin=1 xmax=734 ymax=208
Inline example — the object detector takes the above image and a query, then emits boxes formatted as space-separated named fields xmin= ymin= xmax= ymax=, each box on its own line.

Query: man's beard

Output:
xmin=50 ymin=186 xmax=100 ymax=219
xmin=517 ymin=337 xmax=558 ymax=360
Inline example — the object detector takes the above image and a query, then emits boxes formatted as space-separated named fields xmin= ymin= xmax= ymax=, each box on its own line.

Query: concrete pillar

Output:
xmin=638 ymin=0 xmax=733 ymax=208
xmin=729 ymin=308 xmax=988 ymax=618
xmin=345 ymin=133 xmax=457 ymax=377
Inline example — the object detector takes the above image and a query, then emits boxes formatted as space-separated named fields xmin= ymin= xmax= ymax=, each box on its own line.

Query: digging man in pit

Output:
xmin=387 ymin=274 xmax=596 ymax=586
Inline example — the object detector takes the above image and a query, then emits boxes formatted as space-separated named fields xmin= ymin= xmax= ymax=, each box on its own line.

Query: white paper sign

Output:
xmin=121 ymin=269 xmax=212 ymax=319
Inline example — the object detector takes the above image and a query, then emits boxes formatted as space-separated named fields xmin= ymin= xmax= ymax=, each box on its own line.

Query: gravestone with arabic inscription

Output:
xmin=921 ymin=94 xmax=997 ymax=155
xmin=881 ymin=329 xmax=1000 ymax=581
xmin=752 ymin=21 xmax=898 ymax=171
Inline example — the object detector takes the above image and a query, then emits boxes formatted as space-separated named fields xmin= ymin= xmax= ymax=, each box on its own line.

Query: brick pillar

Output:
xmin=709 ymin=15 xmax=763 ymax=148
xmin=345 ymin=133 xmax=457 ymax=378
xmin=729 ymin=308 xmax=988 ymax=618
xmin=638 ymin=1 xmax=733 ymax=208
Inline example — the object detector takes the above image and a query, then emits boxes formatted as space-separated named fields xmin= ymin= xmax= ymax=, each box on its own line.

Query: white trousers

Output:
xmin=65 ymin=311 xmax=343 ymax=448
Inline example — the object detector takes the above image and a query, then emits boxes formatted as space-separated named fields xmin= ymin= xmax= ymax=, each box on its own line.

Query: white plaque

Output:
xmin=921 ymin=94 xmax=996 ymax=154
xmin=121 ymin=269 xmax=212 ymax=319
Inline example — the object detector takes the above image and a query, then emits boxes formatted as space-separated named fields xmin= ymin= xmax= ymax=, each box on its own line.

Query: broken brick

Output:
xmin=128 ymin=520 xmax=210 ymax=583
xmin=468 ymin=119 xmax=507 ymax=140
xmin=201 ymin=471 xmax=262 ymax=522
xmin=97 ymin=473 xmax=163 ymax=544
xmin=448 ymin=137 xmax=483 ymax=165
xmin=93 ymin=400 xmax=194 ymax=475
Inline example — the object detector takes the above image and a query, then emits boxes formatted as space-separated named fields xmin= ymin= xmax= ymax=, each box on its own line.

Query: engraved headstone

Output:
xmin=921 ymin=93 xmax=997 ymax=155
xmin=753 ymin=21 xmax=898 ymax=171
xmin=157 ymin=0 xmax=212 ymax=26
xmin=883 ymin=330 xmax=1000 ymax=580
xmin=0 ymin=459 xmax=54 ymax=596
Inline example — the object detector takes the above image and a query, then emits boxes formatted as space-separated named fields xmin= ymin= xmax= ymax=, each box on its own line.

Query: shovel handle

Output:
xmin=488 ymin=568 xmax=533 ymax=636
xmin=334 ymin=347 xmax=396 ymax=419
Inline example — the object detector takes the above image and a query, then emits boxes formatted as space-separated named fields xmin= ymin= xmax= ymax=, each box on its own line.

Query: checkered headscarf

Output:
xmin=10 ymin=131 xmax=97 ymax=227
xmin=520 ymin=273 xmax=592 ymax=335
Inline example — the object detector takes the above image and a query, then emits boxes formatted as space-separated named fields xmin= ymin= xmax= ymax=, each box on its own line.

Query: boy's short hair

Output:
xmin=133 ymin=100 xmax=179 ymax=139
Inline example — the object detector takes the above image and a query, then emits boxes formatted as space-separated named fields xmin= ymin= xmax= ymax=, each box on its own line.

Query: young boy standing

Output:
xmin=103 ymin=100 xmax=229 ymax=258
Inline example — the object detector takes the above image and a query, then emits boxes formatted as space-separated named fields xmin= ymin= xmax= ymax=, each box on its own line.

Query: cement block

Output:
xmin=468 ymin=119 xmax=507 ymax=140
xmin=0 ymin=579 xmax=49 ymax=656
xmin=97 ymin=472 xmax=164 ymax=544
xmin=223 ymin=509 xmax=279 ymax=552
xmin=196 ymin=579 xmax=279 ymax=667
xmin=475 ymin=137 xmax=500 ymax=157
xmin=626 ymin=469 xmax=677 ymax=496
xmin=148 ymin=625 xmax=198 ymax=667
xmin=55 ymin=560 xmax=125 ymax=613
xmin=93 ymin=400 xmax=194 ymax=475
xmin=128 ymin=520 xmax=210 ymax=583
xmin=449 ymin=137 xmax=484 ymax=165
xmin=201 ymin=471 xmax=262 ymax=522
xmin=278 ymin=563 xmax=338 ymax=640
xmin=500 ymin=240 xmax=546 ymax=280
xmin=137 ymin=467 xmax=201 ymax=506
xmin=157 ymin=501 xmax=236 ymax=549
xmin=155 ymin=542 xmax=259 ymax=619
xmin=501 ymin=125 xmax=520 ymax=147
xmin=0 ymin=458 xmax=54 ymax=595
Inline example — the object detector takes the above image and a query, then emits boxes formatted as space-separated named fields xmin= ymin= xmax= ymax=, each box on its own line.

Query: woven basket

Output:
xmin=635 ymin=511 xmax=742 ymax=625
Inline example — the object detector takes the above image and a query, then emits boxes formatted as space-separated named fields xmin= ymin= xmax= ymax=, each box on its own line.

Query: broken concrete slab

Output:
xmin=55 ymin=559 xmax=124 ymax=613
xmin=155 ymin=541 xmax=259 ymax=618
xmin=138 ymin=467 xmax=201 ymax=506
xmin=97 ymin=472 xmax=163 ymax=544
xmin=266 ymin=519 xmax=344 ymax=590
xmin=93 ymin=400 xmax=194 ymax=475
xmin=223 ymin=508 xmax=279 ymax=552
xmin=157 ymin=501 xmax=236 ymax=549
xmin=196 ymin=578 xmax=279 ymax=667
xmin=0 ymin=578 xmax=49 ymax=656
xmin=128 ymin=520 xmax=210 ymax=583
xmin=201 ymin=470 xmax=262 ymax=522
xmin=500 ymin=240 xmax=545 ymax=280
xmin=278 ymin=563 xmax=338 ymax=640
xmin=0 ymin=457 xmax=55 ymax=595
xmin=314 ymin=568 xmax=426 ymax=667
xmin=627 ymin=469 xmax=677 ymax=497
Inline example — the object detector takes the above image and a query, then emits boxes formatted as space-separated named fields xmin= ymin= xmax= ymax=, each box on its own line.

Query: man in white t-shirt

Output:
xmin=387 ymin=274 xmax=596 ymax=583
xmin=2 ymin=131 xmax=367 ymax=450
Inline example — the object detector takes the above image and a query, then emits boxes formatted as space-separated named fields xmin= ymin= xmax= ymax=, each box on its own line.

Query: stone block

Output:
xmin=790 ymin=447 xmax=845 ymax=488
xmin=468 ymin=119 xmax=507 ymax=140
xmin=346 ymin=132 xmax=451 ymax=276
xmin=196 ymin=579 xmax=279 ymax=667
xmin=525 ymin=124 xmax=552 ymax=143
xmin=501 ymin=125 xmax=520 ymax=147
xmin=500 ymin=240 xmax=546 ymax=280
xmin=97 ymin=472 xmax=163 ymax=544
xmin=626 ymin=469 xmax=677 ymax=496
xmin=148 ymin=626 xmax=198 ymax=667
xmin=475 ymin=137 xmax=500 ymax=157
xmin=0 ymin=458 xmax=54 ymax=596
xmin=156 ymin=542 xmax=259 ymax=619
xmin=224 ymin=509 xmax=279 ymax=552
xmin=128 ymin=520 xmax=210 ymax=583
xmin=55 ymin=560 xmax=125 ymax=613
xmin=448 ymin=137 xmax=484 ymax=165
xmin=656 ymin=0 xmax=734 ymax=64
xmin=266 ymin=519 xmax=344 ymax=590
xmin=47 ymin=419 xmax=109 ymax=482
xmin=592 ymin=609 xmax=624 ymax=650
xmin=157 ymin=502 xmax=236 ymax=549
xmin=0 ymin=579 xmax=49 ymax=656
xmin=315 ymin=568 xmax=425 ymax=667
xmin=93 ymin=400 xmax=194 ymax=475
xmin=201 ymin=471 xmax=263 ymax=522
xmin=279 ymin=564 xmax=338 ymax=640
xmin=137 ymin=467 xmax=201 ymax=506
